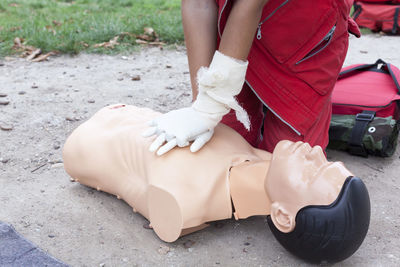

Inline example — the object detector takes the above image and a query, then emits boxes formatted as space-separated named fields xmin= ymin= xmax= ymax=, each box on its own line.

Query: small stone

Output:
xmin=183 ymin=240 xmax=195 ymax=249
xmin=183 ymin=71 xmax=189 ymax=74
xmin=142 ymin=221 xmax=153 ymax=229
xmin=244 ymin=242 xmax=250 ymax=246
xmin=144 ymin=98 xmax=150 ymax=102
xmin=0 ymin=158 xmax=10 ymax=163
xmin=0 ymin=100 xmax=10 ymax=105
xmin=40 ymin=189 xmax=45 ymax=193
xmin=48 ymin=159 xmax=63 ymax=164
xmin=157 ymin=245 xmax=170 ymax=255
xmin=360 ymin=50 xmax=368 ymax=54
xmin=53 ymin=142 xmax=61 ymax=150
xmin=0 ymin=93 xmax=7 ymax=97
xmin=18 ymin=91 xmax=26 ymax=95
xmin=0 ymin=124 xmax=13 ymax=131
xmin=166 ymin=65 xmax=172 ymax=68
xmin=165 ymin=86 xmax=174 ymax=90
xmin=0 ymin=62 xmax=4 ymax=66
xmin=243 ymin=248 xmax=248 ymax=253
xmin=88 ymin=99 xmax=95 ymax=103
xmin=131 ymin=75 xmax=141 ymax=81
xmin=51 ymin=163 xmax=64 ymax=168
xmin=73 ymin=89 xmax=79 ymax=92
xmin=86 ymin=66 xmax=90 ymax=69
xmin=99 ymin=263 xmax=105 ymax=267
xmin=121 ymin=56 xmax=128 ymax=60
xmin=127 ymin=95 xmax=133 ymax=98
xmin=48 ymin=234 xmax=55 ymax=238
xmin=66 ymin=117 xmax=75 ymax=121
xmin=31 ymin=84 xmax=38 ymax=89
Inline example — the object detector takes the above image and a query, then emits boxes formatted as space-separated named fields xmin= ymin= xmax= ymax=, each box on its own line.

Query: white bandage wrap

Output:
xmin=194 ymin=51 xmax=250 ymax=131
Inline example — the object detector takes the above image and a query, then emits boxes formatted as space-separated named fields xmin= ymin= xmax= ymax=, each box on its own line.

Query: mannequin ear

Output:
xmin=270 ymin=202 xmax=295 ymax=233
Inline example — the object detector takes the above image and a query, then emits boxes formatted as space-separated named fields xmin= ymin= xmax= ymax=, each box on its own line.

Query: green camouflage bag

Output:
xmin=328 ymin=114 xmax=399 ymax=157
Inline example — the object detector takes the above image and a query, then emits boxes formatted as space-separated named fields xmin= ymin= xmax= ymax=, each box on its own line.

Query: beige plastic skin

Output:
xmin=63 ymin=104 xmax=269 ymax=242
xmin=63 ymin=104 xmax=353 ymax=242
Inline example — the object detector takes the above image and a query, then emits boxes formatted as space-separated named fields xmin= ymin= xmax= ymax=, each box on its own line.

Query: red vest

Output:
xmin=216 ymin=0 xmax=356 ymax=135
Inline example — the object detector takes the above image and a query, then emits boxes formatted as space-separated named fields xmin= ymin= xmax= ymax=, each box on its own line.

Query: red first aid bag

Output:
xmin=332 ymin=59 xmax=400 ymax=117
xmin=329 ymin=59 xmax=400 ymax=156
xmin=352 ymin=2 xmax=400 ymax=34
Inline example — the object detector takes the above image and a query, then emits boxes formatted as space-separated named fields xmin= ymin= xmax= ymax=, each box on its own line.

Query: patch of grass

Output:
xmin=0 ymin=0 xmax=183 ymax=57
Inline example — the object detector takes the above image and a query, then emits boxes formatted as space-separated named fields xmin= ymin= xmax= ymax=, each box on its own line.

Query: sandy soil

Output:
xmin=1 ymin=34 xmax=400 ymax=266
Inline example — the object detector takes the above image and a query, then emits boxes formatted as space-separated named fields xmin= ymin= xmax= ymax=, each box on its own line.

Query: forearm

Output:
xmin=219 ymin=0 xmax=268 ymax=61
xmin=181 ymin=0 xmax=218 ymax=100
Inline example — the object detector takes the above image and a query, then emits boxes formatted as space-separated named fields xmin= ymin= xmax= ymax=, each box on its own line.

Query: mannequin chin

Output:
xmin=63 ymin=104 xmax=370 ymax=263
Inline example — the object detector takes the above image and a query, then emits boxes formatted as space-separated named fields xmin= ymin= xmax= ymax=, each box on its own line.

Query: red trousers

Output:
xmin=221 ymin=83 xmax=332 ymax=153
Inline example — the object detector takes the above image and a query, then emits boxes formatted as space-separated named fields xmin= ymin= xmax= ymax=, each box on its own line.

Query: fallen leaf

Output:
xmin=135 ymin=39 xmax=148 ymax=45
xmin=136 ymin=27 xmax=159 ymax=43
xmin=26 ymin=49 xmax=42 ymax=61
xmin=9 ymin=26 xmax=21 ymax=32
xmin=9 ymin=3 xmax=19 ymax=7
xmin=149 ymin=41 xmax=165 ymax=46
xmin=118 ymin=32 xmax=136 ymax=40
xmin=45 ymin=25 xmax=57 ymax=35
xmin=52 ymin=20 xmax=62 ymax=27
xmin=31 ymin=51 xmax=56 ymax=62
xmin=93 ymin=36 xmax=120 ymax=49
xmin=80 ymin=41 xmax=89 ymax=48
xmin=13 ymin=37 xmax=23 ymax=48
xmin=144 ymin=27 xmax=155 ymax=36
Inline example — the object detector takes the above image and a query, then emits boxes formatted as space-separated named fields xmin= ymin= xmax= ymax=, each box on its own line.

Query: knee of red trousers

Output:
xmin=259 ymin=108 xmax=331 ymax=153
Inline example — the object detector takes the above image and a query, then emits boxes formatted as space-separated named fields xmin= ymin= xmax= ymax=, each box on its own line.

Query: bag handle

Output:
xmin=338 ymin=59 xmax=400 ymax=95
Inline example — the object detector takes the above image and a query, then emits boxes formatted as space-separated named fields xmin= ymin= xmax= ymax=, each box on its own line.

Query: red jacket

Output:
xmin=216 ymin=0 xmax=358 ymax=135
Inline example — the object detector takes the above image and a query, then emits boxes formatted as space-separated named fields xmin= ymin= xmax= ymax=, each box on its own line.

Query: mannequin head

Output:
xmin=265 ymin=141 xmax=370 ymax=263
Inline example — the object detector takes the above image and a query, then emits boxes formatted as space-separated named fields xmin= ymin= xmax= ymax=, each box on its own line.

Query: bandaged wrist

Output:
xmin=195 ymin=51 xmax=250 ymax=130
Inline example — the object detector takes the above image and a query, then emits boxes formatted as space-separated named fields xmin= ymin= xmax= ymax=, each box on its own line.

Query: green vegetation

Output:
xmin=0 ymin=0 xmax=183 ymax=56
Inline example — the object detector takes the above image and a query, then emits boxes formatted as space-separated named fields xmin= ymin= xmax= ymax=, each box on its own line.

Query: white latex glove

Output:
xmin=143 ymin=51 xmax=250 ymax=155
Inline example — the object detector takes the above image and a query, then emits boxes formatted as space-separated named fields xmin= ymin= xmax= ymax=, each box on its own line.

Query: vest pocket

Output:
xmin=257 ymin=0 xmax=337 ymax=65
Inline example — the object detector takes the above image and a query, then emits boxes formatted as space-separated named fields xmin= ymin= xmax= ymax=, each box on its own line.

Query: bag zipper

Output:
xmin=256 ymin=0 xmax=291 ymax=40
xmin=295 ymin=25 xmax=336 ymax=65
xmin=245 ymin=81 xmax=302 ymax=136
xmin=332 ymin=102 xmax=395 ymax=109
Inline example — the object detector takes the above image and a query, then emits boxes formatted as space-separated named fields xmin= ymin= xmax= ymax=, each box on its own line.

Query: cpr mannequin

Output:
xmin=63 ymin=104 xmax=370 ymax=263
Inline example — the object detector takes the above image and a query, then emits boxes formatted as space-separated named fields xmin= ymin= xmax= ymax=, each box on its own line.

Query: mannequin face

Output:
xmin=265 ymin=141 xmax=352 ymax=233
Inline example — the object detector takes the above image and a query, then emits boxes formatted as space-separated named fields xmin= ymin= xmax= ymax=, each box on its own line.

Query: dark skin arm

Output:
xmin=181 ymin=0 xmax=268 ymax=100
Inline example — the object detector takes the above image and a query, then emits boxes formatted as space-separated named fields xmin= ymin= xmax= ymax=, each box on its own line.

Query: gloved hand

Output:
xmin=142 ymin=51 xmax=250 ymax=156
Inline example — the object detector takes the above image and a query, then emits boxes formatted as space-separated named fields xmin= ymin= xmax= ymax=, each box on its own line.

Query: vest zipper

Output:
xmin=295 ymin=25 xmax=336 ymax=65
xmin=218 ymin=0 xmax=229 ymax=38
xmin=245 ymin=81 xmax=302 ymax=136
xmin=217 ymin=0 xmax=300 ymax=136
xmin=257 ymin=0 xmax=291 ymax=40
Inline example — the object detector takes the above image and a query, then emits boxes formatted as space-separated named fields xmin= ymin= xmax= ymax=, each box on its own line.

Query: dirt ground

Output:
xmin=1 ymin=34 xmax=400 ymax=266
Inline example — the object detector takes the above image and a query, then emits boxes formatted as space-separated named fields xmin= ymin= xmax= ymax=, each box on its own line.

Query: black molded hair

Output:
xmin=267 ymin=177 xmax=370 ymax=263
